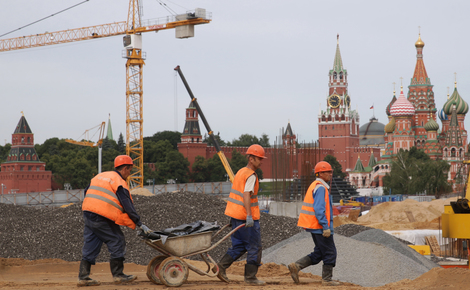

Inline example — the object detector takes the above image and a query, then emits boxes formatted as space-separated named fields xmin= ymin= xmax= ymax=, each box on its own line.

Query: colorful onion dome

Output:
xmin=438 ymin=108 xmax=448 ymax=121
xmin=390 ymin=88 xmax=415 ymax=117
xmin=415 ymin=34 xmax=425 ymax=48
xmin=443 ymin=86 xmax=468 ymax=115
xmin=384 ymin=117 xmax=396 ymax=133
xmin=386 ymin=95 xmax=397 ymax=116
xmin=424 ymin=115 xmax=439 ymax=131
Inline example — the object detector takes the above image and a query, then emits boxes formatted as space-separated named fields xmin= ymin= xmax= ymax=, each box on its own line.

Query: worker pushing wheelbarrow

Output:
xmin=141 ymin=221 xmax=245 ymax=287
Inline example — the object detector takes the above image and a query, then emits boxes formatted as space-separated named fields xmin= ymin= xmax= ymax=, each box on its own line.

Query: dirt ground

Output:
xmin=2 ymin=258 xmax=470 ymax=290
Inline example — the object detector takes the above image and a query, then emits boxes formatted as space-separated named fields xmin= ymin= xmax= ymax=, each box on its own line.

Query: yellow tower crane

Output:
xmin=65 ymin=122 xmax=106 ymax=173
xmin=0 ymin=1 xmax=211 ymax=188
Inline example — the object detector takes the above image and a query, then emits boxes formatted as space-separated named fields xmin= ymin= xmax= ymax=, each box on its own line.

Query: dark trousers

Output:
xmin=81 ymin=213 xmax=126 ymax=264
xmin=307 ymin=233 xmax=337 ymax=267
xmin=226 ymin=218 xmax=262 ymax=266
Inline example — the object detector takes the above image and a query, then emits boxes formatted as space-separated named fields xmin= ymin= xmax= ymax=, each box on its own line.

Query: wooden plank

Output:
xmin=405 ymin=211 xmax=416 ymax=222
xmin=425 ymin=236 xmax=441 ymax=256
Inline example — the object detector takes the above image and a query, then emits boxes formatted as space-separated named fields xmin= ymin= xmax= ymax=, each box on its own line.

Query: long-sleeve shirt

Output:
xmin=306 ymin=178 xmax=334 ymax=235
xmin=83 ymin=170 xmax=142 ymax=227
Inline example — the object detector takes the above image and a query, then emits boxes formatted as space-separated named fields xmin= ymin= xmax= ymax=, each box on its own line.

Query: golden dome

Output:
xmin=415 ymin=34 xmax=425 ymax=48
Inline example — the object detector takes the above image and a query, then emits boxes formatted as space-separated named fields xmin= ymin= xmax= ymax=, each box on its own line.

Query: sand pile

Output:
xmin=130 ymin=187 xmax=153 ymax=196
xmin=358 ymin=197 xmax=458 ymax=225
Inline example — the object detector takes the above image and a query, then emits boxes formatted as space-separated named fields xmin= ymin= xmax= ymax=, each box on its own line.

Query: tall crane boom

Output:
xmin=174 ymin=65 xmax=235 ymax=182
xmin=0 ymin=1 xmax=211 ymax=188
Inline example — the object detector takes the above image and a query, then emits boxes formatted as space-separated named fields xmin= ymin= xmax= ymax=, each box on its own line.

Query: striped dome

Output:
xmin=386 ymin=95 xmax=397 ymax=116
xmin=438 ymin=108 xmax=448 ymax=121
xmin=424 ymin=116 xmax=439 ymax=131
xmin=384 ymin=117 xmax=395 ymax=133
xmin=390 ymin=89 xmax=415 ymax=117
xmin=443 ymin=86 xmax=468 ymax=115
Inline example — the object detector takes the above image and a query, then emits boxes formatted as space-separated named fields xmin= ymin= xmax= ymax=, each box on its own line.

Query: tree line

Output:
xmin=0 ymin=131 xmax=268 ymax=189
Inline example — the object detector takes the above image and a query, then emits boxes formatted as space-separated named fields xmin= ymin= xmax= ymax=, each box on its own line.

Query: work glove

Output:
xmin=246 ymin=216 xmax=254 ymax=228
xmin=139 ymin=224 xmax=152 ymax=235
xmin=322 ymin=229 xmax=331 ymax=238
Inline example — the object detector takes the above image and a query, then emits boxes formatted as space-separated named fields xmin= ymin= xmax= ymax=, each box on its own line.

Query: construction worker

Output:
xmin=288 ymin=161 xmax=340 ymax=286
xmin=214 ymin=144 xmax=267 ymax=286
xmin=78 ymin=155 xmax=152 ymax=287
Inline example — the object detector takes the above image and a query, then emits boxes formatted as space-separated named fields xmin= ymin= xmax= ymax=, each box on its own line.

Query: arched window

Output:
xmin=451 ymin=148 xmax=456 ymax=157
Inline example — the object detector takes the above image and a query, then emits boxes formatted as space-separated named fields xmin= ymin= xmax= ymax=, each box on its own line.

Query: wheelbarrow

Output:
xmin=143 ymin=223 xmax=245 ymax=287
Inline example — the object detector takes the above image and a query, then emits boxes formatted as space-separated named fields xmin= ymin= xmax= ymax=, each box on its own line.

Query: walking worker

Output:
xmin=78 ymin=155 xmax=152 ymax=287
xmin=288 ymin=161 xmax=340 ymax=286
xmin=214 ymin=144 xmax=267 ymax=286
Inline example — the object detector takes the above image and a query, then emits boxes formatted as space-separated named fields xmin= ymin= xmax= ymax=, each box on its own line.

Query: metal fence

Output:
xmin=0 ymin=182 xmax=232 ymax=207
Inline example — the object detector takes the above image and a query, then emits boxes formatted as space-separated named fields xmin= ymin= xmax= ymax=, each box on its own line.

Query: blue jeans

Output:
xmin=81 ymin=212 xmax=126 ymax=264
xmin=226 ymin=218 xmax=262 ymax=266
xmin=307 ymin=233 xmax=337 ymax=267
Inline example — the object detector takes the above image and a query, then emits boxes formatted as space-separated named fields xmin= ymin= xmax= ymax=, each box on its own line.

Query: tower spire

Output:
xmin=333 ymin=34 xmax=343 ymax=72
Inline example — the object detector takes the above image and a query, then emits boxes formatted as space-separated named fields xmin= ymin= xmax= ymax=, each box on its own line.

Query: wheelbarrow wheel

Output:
xmin=147 ymin=255 xmax=167 ymax=284
xmin=158 ymin=257 xmax=189 ymax=287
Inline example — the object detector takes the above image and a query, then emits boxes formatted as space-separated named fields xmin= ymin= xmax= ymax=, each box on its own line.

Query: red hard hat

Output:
xmin=314 ymin=161 xmax=332 ymax=174
xmin=246 ymin=144 xmax=267 ymax=159
xmin=114 ymin=155 xmax=134 ymax=168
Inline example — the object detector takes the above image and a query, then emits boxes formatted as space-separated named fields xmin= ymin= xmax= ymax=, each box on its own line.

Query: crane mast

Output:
xmin=0 ymin=0 xmax=211 ymax=188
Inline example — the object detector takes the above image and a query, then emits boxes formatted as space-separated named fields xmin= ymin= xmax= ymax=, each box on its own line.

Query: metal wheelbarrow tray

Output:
xmin=143 ymin=223 xmax=244 ymax=287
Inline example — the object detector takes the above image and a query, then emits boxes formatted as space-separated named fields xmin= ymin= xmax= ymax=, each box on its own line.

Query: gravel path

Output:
xmin=0 ymin=191 xmax=302 ymax=266
xmin=262 ymin=228 xmax=440 ymax=287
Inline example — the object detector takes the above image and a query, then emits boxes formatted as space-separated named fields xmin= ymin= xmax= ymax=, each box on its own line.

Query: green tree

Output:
xmin=229 ymin=134 xmax=260 ymax=147
xmin=324 ymin=155 xmax=345 ymax=178
xmin=382 ymin=148 xmax=452 ymax=197
xmin=259 ymin=133 xmax=271 ymax=148
xmin=117 ymin=133 xmax=126 ymax=154
xmin=154 ymin=151 xmax=190 ymax=184
xmin=202 ymin=132 xmax=227 ymax=146
xmin=191 ymin=155 xmax=209 ymax=182
xmin=228 ymin=133 xmax=270 ymax=148
xmin=206 ymin=154 xmax=227 ymax=182
xmin=0 ymin=143 xmax=11 ymax=164
xmin=145 ymin=131 xmax=181 ymax=150
xmin=230 ymin=150 xmax=248 ymax=174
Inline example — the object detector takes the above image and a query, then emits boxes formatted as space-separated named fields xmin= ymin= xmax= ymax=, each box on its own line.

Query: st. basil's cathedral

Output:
xmin=349 ymin=34 xmax=468 ymax=192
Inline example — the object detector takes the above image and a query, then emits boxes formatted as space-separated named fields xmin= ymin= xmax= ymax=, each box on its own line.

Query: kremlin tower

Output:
xmin=0 ymin=114 xmax=52 ymax=193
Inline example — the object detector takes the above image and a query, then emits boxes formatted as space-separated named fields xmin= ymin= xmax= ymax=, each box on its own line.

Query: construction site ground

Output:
xmin=2 ymin=258 xmax=470 ymax=290
xmin=2 ymin=191 xmax=470 ymax=289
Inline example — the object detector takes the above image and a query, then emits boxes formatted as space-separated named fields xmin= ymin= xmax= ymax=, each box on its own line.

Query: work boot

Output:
xmin=212 ymin=253 xmax=234 ymax=283
xmin=110 ymin=258 xmax=137 ymax=284
xmin=244 ymin=264 xmax=266 ymax=286
xmin=77 ymin=260 xmax=101 ymax=287
xmin=322 ymin=264 xmax=340 ymax=286
xmin=288 ymin=256 xmax=312 ymax=284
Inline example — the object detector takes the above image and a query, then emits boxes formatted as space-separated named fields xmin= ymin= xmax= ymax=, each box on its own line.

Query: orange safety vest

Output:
xmin=82 ymin=171 xmax=136 ymax=230
xmin=297 ymin=179 xmax=331 ymax=230
xmin=225 ymin=167 xmax=260 ymax=220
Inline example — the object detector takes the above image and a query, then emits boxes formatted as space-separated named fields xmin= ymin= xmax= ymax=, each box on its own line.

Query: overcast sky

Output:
xmin=1 ymin=0 xmax=469 ymax=147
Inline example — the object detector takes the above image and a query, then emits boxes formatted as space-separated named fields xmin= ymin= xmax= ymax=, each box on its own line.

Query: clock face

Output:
xmin=345 ymin=95 xmax=351 ymax=108
xmin=328 ymin=94 xmax=341 ymax=108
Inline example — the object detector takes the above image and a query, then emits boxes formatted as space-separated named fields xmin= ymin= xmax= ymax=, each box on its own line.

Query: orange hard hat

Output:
xmin=114 ymin=155 xmax=134 ymax=168
xmin=246 ymin=144 xmax=267 ymax=159
xmin=314 ymin=161 xmax=332 ymax=174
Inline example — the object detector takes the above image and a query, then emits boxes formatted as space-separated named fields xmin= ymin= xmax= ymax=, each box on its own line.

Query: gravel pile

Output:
xmin=334 ymin=224 xmax=374 ymax=237
xmin=350 ymin=228 xmax=438 ymax=270
xmin=262 ymin=229 xmax=440 ymax=287
xmin=0 ymin=191 xmax=302 ymax=265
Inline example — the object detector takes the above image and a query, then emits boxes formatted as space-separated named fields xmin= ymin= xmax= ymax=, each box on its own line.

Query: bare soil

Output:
xmin=1 ymin=258 xmax=470 ymax=290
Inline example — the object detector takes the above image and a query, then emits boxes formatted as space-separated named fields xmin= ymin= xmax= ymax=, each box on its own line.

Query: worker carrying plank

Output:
xmin=77 ymin=155 xmax=153 ymax=287
xmin=214 ymin=144 xmax=267 ymax=286
xmin=288 ymin=161 xmax=341 ymax=286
